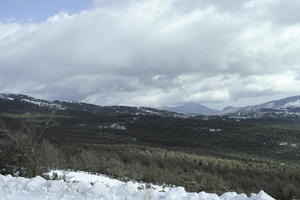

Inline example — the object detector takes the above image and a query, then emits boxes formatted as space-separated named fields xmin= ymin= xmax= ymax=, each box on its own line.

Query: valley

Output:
xmin=0 ymin=94 xmax=300 ymax=199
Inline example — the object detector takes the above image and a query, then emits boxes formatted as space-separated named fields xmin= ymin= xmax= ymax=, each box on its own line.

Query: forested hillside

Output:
xmin=0 ymin=95 xmax=299 ymax=199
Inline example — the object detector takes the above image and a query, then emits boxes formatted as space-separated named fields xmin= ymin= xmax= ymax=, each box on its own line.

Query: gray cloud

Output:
xmin=0 ymin=0 xmax=300 ymax=108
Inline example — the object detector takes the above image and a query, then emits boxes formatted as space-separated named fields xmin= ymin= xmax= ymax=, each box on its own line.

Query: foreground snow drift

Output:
xmin=0 ymin=171 xmax=275 ymax=200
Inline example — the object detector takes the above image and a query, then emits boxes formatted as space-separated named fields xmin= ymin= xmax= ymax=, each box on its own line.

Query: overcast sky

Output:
xmin=0 ymin=0 xmax=300 ymax=109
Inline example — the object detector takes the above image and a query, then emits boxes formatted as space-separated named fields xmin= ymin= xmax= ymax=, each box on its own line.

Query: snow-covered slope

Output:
xmin=0 ymin=93 xmax=65 ymax=110
xmin=223 ymin=95 xmax=300 ymax=119
xmin=0 ymin=93 xmax=186 ymax=118
xmin=0 ymin=170 xmax=275 ymax=200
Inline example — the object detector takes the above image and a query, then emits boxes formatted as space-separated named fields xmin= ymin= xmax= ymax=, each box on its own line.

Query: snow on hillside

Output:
xmin=21 ymin=99 xmax=65 ymax=110
xmin=0 ymin=170 xmax=275 ymax=200
xmin=0 ymin=94 xmax=14 ymax=101
xmin=282 ymin=100 xmax=300 ymax=108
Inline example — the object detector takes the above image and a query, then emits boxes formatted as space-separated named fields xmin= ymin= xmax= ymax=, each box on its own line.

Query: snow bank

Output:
xmin=0 ymin=171 xmax=275 ymax=200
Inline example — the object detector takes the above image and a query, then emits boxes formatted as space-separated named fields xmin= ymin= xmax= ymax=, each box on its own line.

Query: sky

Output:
xmin=0 ymin=0 xmax=300 ymax=109
xmin=0 ymin=0 xmax=92 ymax=22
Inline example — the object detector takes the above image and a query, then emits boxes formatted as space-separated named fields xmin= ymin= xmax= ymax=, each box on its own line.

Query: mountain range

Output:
xmin=162 ymin=103 xmax=219 ymax=116
xmin=0 ymin=92 xmax=300 ymax=199
xmin=163 ymin=95 xmax=300 ymax=118
xmin=0 ymin=93 xmax=185 ymax=118
xmin=221 ymin=95 xmax=300 ymax=119
xmin=1 ymin=93 xmax=300 ymax=119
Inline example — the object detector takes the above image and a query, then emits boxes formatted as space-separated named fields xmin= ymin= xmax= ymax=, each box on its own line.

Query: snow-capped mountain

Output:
xmin=0 ymin=93 xmax=185 ymax=118
xmin=163 ymin=103 xmax=219 ymax=116
xmin=223 ymin=95 xmax=300 ymax=118
xmin=0 ymin=93 xmax=64 ymax=110
xmin=2 ymin=93 xmax=300 ymax=119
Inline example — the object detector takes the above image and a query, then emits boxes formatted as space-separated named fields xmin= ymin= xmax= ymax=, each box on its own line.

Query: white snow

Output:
xmin=21 ymin=99 xmax=65 ymax=110
xmin=97 ymin=123 xmax=127 ymax=130
xmin=282 ymin=100 xmax=300 ymax=108
xmin=47 ymin=170 xmax=169 ymax=191
xmin=279 ymin=142 xmax=298 ymax=148
xmin=138 ymin=107 xmax=163 ymax=116
xmin=279 ymin=141 xmax=288 ymax=146
xmin=0 ymin=170 xmax=275 ymax=200
xmin=0 ymin=95 xmax=14 ymax=101
xmin=209 ymin=128 xmax=222 ymax=133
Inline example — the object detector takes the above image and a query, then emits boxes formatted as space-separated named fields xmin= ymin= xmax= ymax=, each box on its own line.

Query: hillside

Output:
xmin=0 ymin=94 xmax=300 ymax=199
xmin=0 ymin=93 xmax=184 ymax=118
xmin=221 ymin=95 xmax=300 ymax=119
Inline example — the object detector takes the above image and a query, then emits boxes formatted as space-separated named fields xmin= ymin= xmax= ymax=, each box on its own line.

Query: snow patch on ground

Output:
xmin=282 ymin=100 xmax=300 ymax=108
xmin=279 ymin=141 xmax=298 ymax=148
xmin=97 ymin=123 xmax=127 ymax=130
xmin=21 ymin=99 xmax=65 ymax=110
xmin=0 ymin=95 xmax=14 ymax=101
xmin=0 ymin=170 xmax=275 ymax=200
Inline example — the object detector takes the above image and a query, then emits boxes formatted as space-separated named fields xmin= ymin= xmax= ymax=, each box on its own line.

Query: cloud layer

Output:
xmin=0 ymin=0 xmax=300 ymax=107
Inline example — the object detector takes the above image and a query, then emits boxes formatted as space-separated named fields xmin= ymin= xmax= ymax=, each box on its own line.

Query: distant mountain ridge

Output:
xmin=1 ymin=93 xmax=300 ymax=119
xmin=163 ymin=95 xmax=300 ymax=118
xmin=223 ymin=95 xmax=300 ymax=119
xmin=162 ymin=103 xmax=219 ymax=115
xmin=0 ymin=93 xmax=186 ymax=118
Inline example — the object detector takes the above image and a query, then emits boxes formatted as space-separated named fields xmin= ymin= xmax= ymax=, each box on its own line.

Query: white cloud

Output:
xmin=244 ymin=71 xmax=300 ymax=93
xmin=0 ymin=0 xmax=300 ymax=107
